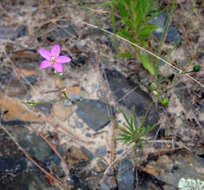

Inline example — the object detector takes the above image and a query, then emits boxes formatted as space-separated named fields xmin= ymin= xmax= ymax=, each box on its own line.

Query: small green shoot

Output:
xmin=116 ymin=108 xmax=155 ymax=151
xmin=113 ymin=0 xmax=159 ymax=75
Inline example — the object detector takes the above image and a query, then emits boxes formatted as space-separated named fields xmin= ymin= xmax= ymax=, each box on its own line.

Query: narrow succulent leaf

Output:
xmin=118 ymin=126 xmax=132 ymax=135
xmin=120 ymin=109 xmax=131 ymax=127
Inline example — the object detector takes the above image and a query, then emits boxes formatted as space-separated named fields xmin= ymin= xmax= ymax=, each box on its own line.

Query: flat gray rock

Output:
xmin=149 ymin=12 xmax=180 ymax=43
xmin=75 ymin=99 xmax=110 ymax=131
xmin=0 ymin=25 xmax=26 ymax=40
xmin=104 ymin=69 xmax=159 ymax=136
xmin=117 ymin=159 xmax=135 ymax=190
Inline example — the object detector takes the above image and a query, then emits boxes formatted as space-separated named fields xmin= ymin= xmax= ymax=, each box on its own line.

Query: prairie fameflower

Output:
xmin=39 ymin=44 xmax=71 ymax=73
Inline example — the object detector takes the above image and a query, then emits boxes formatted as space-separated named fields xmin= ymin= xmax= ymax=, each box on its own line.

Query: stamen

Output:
xmin=51 ymin=57 xmax=56 ymax=64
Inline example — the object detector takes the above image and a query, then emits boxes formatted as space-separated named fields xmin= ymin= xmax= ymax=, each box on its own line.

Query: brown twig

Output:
xmin=28 ymin=124 xmax=70 ymax=176
xmin=110 ymin=114 xmax=116 ymax=163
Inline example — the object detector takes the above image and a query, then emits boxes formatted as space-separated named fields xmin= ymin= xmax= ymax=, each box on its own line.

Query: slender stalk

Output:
xmin=155 ymin=0 xmax=177 ymax=79
xmin=186 ymin=0 xmax=197 ymax=27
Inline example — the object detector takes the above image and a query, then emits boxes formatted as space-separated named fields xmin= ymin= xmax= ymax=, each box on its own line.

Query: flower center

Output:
xmin=51 ymin=57 xmax=56 ymax=64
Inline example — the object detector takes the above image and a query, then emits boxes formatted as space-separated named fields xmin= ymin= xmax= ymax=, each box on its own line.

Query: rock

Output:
xmin=0 ymin=25 xmax=27 ymax=40
xmin=49 ymin=161 xmax=66 ymax=178
xmin=104 ymin=69 xmax=159 ymax=136
xmin=4 ymin=77 xmax=27 ymax=97
xmin=4 ymin=124 xmax=66 ymax=177
xmin=0 ymin=128 xmax=24 ymax=157
xmin=0 ymin=157 xmax=27 ymax=173
xmin=101 ymin=176 xmax=117 ymax=190
xmin=94 ymin=145 xmax=107 ymax=157
xmin=40 ymin=22 xmax=78 ymax=43
xmin=51 ymin=103 xmax=73 ymax=121
xmin=67 ymin=146 xmax=93 ymax=165
xmin=20 ymin=75 xmax=37 ymax=86
xmin=148 ymin=12 xmax=180 ymax=43
xmin=142 ymin=150 xmax=204 ymax=187
xmin=11 ymin=49 xmax=39 ymax=70
xmin=0 ymin=67 xmax=28 ymax=97
xmin=35 ymin=103 xmax=53 ymax=115
xmin=68 ymin=168 xmax=92 ymax=190
xmin=75 ymin=98 xmax=111 ymax=131
xmin=80 ymin=146 xmax=94 ymax=161
xmin=117 ymin=159 xmax=135 ymax=190
xmin=6 ymin=125 xmax=56 ymax=164
xmin=200 ymin=104 xmax=204 ymax=113
xmin=92 ymin=159 xmax=107 ymax=173
xmin=175 ymin=82 xmax=192 ymax=110
xmin=1 ymin=171 xmax=60 ymax=190
xmin=76 ymin=39 xmax=87 ymax=49
xmin=0 ymin=126 xmax=62 ymax=190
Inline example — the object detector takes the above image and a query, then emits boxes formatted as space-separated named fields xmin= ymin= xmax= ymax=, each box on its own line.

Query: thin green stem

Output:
xmin=24 ymin=98 xmax=65 ymax=106
xmin=186 ymin=0 xmax=197 ymax=27
xmin=111 ymin=0 xmax=116 ymax=34
xmin=155 ymin=0 xmax=177 ymax=79
xmin=62 ymin=90 xmax=108 ymax=119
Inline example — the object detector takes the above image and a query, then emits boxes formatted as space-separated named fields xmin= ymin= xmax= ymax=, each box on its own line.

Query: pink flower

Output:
xmin=39 ymin=44 xmax=71 ymax=73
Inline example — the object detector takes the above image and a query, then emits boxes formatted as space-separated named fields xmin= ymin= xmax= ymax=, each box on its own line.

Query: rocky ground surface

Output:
xmin=0 ymin=0 xmax=204 ymax=190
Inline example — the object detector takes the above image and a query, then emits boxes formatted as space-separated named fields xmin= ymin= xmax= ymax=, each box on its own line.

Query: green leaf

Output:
xmin=139 ymin=24 xmax=158 ymax=41
xmin=116 ymin=52 xmax=135 ymax=59
xmin=123 ymin=0 xmax=131 ymax=7
xmin=117 ymin=1 xmax=128 ymax=18
xmin=118 ymin=28 xmax=133 ymax=42
xmin=138 ymin=54 xmax=155 ymax=75
xmin=118 ymin=126 xmax=131 ymax=135
xmin=120 ymin=109 xmax=131 ymax=127
xmin=89 ymin=1 xmax=111 ymax=8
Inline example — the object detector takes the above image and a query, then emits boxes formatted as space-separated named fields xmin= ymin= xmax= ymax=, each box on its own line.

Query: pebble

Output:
xmin=67 ymin=146 xmax=93 ymax=165
xmin=0 ymin=25 xmax=27 ymax=40
xmin=0 ymin=157 xmax=26 ymax=173
xmin=92 ymin=159 xmax=107 ymax=173
xmin=35 ymin=103 xmax=53 ymax=115
xmin=11 ymin=49 xmax=39 ymax=70
xmin=101 ymin=176 xmax=117 ymax=190
xmin=117 ymin=159 xmax=135 ymax=190
xmin=75 ymin=98 xmax=111 ymax=131
xmin=94 ymin=145 xmax=107 ymax=157
xmin=148 ymin=12 xmax=181 ymax=43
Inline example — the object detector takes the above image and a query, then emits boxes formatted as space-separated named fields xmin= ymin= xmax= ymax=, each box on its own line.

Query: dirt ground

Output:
xmin=0 ymin=0 xmax=204 ymax=190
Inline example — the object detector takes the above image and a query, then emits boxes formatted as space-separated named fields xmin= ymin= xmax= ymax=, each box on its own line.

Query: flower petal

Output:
xmin=57 ymin=56 xmax=71 ymax=63
xmin=53 ymin=63 xmax=63 ymax=73
xmin=40 ymin=60 xmax=52 ymax=69
xmin=39 ymin=49 xmax=51 ymax=60
xmin=51 ymin=44 xmax=60 ymax=57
